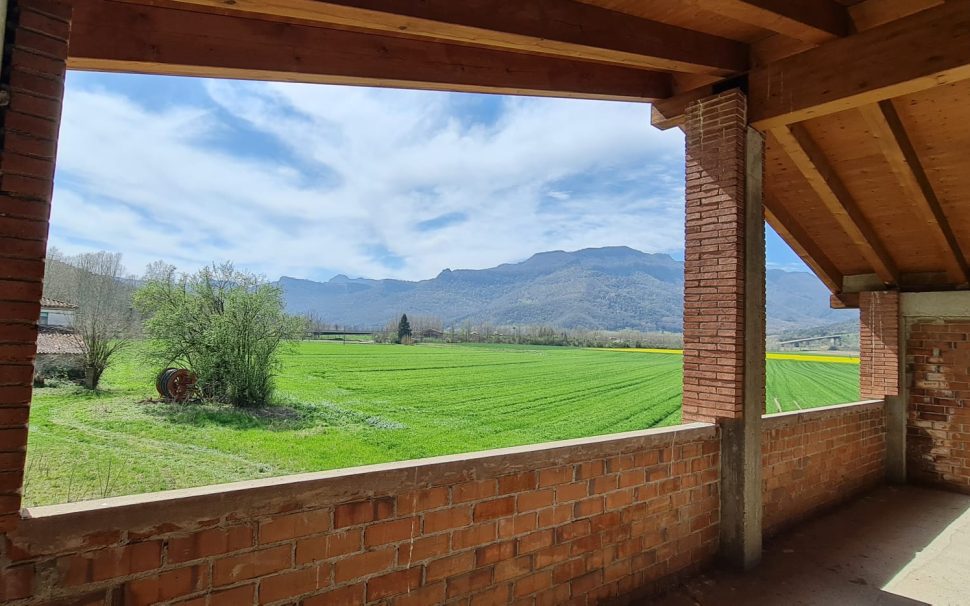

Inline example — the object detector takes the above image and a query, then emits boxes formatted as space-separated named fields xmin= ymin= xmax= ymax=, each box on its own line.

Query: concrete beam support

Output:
xmin=720 ymin=128 xmax=766 ymax=570
xmin=682 ymin=90 xmax=765 ymax=569
xmin=886 ymin=295 xmax=907 ymax=483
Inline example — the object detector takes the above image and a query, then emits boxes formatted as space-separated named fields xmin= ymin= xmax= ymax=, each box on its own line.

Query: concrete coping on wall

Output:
xmin=16 ymin=422 xmax=717 ymax=546
xmin=900 ymin=292 xmax=970 ymax=318
xmin=761 ymin=399 xmax=885 ymax=429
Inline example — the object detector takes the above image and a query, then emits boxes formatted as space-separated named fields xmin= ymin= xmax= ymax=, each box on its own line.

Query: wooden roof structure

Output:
xmin=69 ymin=0 xmax=970 ymax=306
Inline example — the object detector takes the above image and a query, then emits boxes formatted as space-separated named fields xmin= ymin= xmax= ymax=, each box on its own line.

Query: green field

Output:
xmin=23 ymin=342 xmax=858 ymax=506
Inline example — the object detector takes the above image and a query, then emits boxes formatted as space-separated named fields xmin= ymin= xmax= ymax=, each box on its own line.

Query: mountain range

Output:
xmin=278 ymin=246 xmax=854 ymax=334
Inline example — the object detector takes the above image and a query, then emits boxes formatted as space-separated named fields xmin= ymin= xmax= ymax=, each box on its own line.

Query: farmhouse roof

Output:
xmin=40 ymin=297 xmax=77 ymax=310
xmin=36 ymin=326 xmax=84 ymax=355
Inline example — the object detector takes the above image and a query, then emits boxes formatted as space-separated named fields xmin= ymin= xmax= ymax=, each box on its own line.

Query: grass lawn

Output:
xmin=23 ymin=341 xmax=859 ymax=506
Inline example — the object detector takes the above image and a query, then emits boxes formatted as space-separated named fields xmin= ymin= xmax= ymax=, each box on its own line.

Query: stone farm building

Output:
xmin=33 ymin=297 xmax=82 ymax=383
xmin=1 ymin=1 xmax=969 ymax=604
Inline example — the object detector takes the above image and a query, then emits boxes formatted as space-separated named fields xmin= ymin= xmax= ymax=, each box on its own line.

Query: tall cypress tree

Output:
xmin=397 ymin=313 xmax=412 ymax=342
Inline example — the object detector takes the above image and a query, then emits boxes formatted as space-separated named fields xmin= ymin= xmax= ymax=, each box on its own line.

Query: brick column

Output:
xmin=682 ymin=90 xmax=761 ymax=424
xmin=682 ymin=89 xmax=765 ymax=569
xmin=860 ymin=290 xmax=903 ymax=481
xmin=0 ymin=0 xmax=71 ymax=532
xmin=860 ymin=291 xmax=900 ymax=399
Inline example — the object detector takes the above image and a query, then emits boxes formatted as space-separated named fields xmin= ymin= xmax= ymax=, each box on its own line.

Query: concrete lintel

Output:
xmin=844 ymin=273 xmax=885 ymax=293
xmin=900 ymin=291 xmax=970 ymax=318
xmin=843 ymin=272 xmax=951 ymax=293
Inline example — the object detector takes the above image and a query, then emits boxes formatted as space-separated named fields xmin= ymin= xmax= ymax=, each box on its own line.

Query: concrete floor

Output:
xmin=651 ymin=485 xmax=970 ymax=606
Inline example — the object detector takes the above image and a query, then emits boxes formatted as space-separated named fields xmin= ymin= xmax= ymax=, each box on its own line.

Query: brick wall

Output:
xmin=682 ymin=90 xmax=750 ymax=424
xmin=907 ymin=321 xmax=970 ymax=493
xmin=860 ymin=291 xmax=900 ymax=399
xmin=0 ymin=425 xmax=721 ymax=605
xmin=0 ymin=0 xmax=72 ymax=533
xmin=761 ymin=402 xmax=887 ymax=534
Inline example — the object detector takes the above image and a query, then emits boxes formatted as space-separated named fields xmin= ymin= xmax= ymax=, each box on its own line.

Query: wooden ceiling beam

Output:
xmin=751 ymin=2 xmax=944 ymax=80
xmin=749 ymin=2 xmax=970 ymax=129
xmin=764 ymin=196 xmax=843 ymax=292
xmin=859 ymin=100 xmax=970 ymax=286
xmin=68 ymin=1 xmax=672 ymax=102
xmin=770 ymin=126 xmax=899 ymax=285
xmin=703 ymin=0 xmax=849 ymax=44
xmin=830 ymin=292 xmax=859 ymax=309
xmin=650 ymin=86 xmax=713 ymax=130
xmin=657 ymin=0 xmax=946 ymax=130
xmin=127 ymin=0 xmax=748 ymax=75
xmin=847 ymin=0 xmax=943 ymax=31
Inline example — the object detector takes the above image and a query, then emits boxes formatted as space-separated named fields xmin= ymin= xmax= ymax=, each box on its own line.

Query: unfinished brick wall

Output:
xmin=0 ymin=426 xmax=720 ymax=605
xmin=682 ymin=90 xmax=751 ymax=424
xmin=860 ymin=291 xmax=900 ymax=399
xmin=0 ymin=0 xmax=72 ymax=533
xmin=761 ymin=402 xmax=887 ymax=534
xmin=907 ymin=321 xmax=970 ymax=494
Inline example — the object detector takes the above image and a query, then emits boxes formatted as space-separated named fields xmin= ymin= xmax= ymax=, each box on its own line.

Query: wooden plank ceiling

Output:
xmin=67 ymin=0 xmax=970 ymax=302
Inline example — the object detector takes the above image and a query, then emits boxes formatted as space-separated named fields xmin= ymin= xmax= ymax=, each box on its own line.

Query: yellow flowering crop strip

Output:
xmin=765 ymin=352 xmax=859 ymax=364
xmin=602 ymin=348 xmax=859 ymax=365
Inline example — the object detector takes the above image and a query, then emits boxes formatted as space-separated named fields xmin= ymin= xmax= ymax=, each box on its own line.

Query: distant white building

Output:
xmin=39 ymin=297 xmax=76 ymax=329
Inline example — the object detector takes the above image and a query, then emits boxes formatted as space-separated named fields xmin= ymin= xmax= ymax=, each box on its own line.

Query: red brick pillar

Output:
xmin=0 ymin=0 xmax=72 ymax=532
xmin=860 ymin=291 xmax=900 ymax=399
xmin=682 ymin=89 xmax=764 ymax=424
xmin=682 ymin=89 xmax=765 ymax=569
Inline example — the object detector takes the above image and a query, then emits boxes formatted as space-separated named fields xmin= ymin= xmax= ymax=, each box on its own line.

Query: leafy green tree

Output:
xmin=397 ymin=313 xmax=412 ymax=343
xmin=134 ymin=262 xmax=304 ymax=407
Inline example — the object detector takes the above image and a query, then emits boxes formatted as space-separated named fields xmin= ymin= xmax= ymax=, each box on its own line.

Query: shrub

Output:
xmin=33 ymin=354 xmax=85 ymax=387
xmin=134 ymin=262 xmax=305 ymax=407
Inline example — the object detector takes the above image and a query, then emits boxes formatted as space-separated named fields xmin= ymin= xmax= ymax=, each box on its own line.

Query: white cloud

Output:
xmin=51 ymin=77 xmax=686 ymax=281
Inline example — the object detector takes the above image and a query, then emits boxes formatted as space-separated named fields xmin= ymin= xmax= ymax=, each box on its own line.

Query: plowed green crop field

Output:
xmin=23 ymin=342 xmax=858 ymax=506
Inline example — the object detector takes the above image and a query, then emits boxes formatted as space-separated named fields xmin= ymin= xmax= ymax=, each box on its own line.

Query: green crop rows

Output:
xmin=22 ymin=342 xmax=858 ymax=506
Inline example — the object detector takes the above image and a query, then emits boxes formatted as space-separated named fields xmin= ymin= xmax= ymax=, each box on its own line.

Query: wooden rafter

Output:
xmin=764 ymin=196 xmax=843 ymax=292
xmin=650 ymin=86 xmax=713 ymax=130
xmin=749 ymin=2 xmax=970 ymax=129
xmin=703 ymin=0 xmax=849 ymax=44
xmin=830 ymin=292 xmax=859 ymax=309
xmin=656 ymin=0 xmax=947 ymax=130
xmin=859 ymin=101 xmax=970 ymax=285
xmin=770 ymin=125 xmax=899 ymax=285
xmin=750 ymin=0 xmax=942 ymax=67
xmin=847 ymin=0 xmax=942 ymax=31
xmin=69 ymin=1 xmax=671 ymax=102
xmin=125 ymin=0 xmax=748 ymax=75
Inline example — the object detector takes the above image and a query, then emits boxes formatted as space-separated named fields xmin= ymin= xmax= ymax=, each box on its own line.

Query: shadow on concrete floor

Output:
xmin=650 ymin=485 xmax=970 ymax=606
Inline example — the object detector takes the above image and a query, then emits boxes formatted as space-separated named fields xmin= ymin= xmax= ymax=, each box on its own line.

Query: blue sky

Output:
xmin=49 ymin=72 xmax=808 ymax=282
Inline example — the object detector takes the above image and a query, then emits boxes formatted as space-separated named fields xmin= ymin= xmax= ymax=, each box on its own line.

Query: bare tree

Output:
xmin=44 ymin=249 xmax=137 ymax=389
xmin=42 ymin=247 xmax=77 ymax=303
